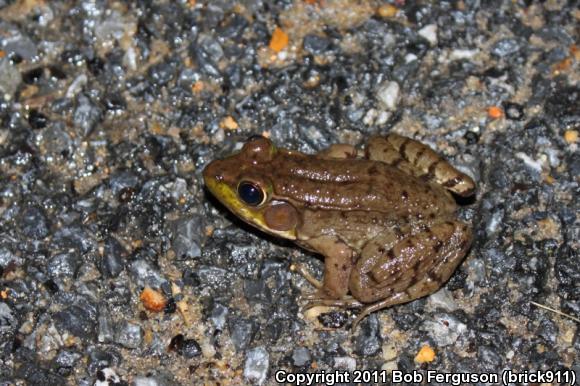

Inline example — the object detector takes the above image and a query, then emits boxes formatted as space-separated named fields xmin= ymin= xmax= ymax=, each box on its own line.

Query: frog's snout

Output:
xmin=202 ymin=160 xmax=223 ymax=186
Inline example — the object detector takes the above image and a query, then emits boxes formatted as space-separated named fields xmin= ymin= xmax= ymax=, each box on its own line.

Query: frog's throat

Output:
xmin=207 ymin=179 xmax=297 ymax=240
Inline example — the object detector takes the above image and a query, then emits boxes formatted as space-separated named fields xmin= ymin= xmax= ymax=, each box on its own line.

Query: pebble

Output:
xmin=0 ymin=58 xmax=22 ymax=99
xmin=0 ymin=302 xmax=17 ymax=334
xmin=292 ymin=347 xmax=311 ymax=367
xmin=375 ymin=81 xmax=400 ymax=111
xmin=209 ymin=302 xmax=228 ymax=331
xmin=47 ymin=252 xmax=80 ymax=278
xmin=303 ymin=34 xmax=331 ymax=55
xmin=244 ymin=347 xmax=269 ymax=386
xmin=129 ymin=260 xmax=167 ymax=288
xmin=491 ymin=38 xmax=521 ymax=57
xmin=170 ymin=216 xmax=204 ymax=259
xmin=418 ymin=24 xmax=437 ymax=46
xmin=133 ymin=377 xmax=160 ymax=386
xmin=353 ymin=314 xmax=382 ymax=356
xmin=53 ymin=350 xmax=82 ymax=376
xmin=114 ymin=321 xmax=143 ymax=349
xmin=54 ymin=305 xmax=97 ymax=340
xmin=228 ymin=316 xmax=256 ymax=351
xmin=422 ymin=313 xmax=467 ymax=347
xmin=334 ymin=356 xmax=357 ymax=371
xmin=100 ymin=237 xmax=126 ymax=278
xmin=0 ymin=245 xmax=21 ymax=267
xmin=19 ymin=206 xmax=50 ymax=240
xmin=427 ymin=289 xmax=458 ymax=312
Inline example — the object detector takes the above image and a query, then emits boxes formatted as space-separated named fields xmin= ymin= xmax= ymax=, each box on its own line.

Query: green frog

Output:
xmin=203 ymin=133 xmax=476 ymax=328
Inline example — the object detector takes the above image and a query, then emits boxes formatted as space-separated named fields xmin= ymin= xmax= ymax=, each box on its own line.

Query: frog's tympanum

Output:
xmin=203 ymin=134 xmax=476 ymax=328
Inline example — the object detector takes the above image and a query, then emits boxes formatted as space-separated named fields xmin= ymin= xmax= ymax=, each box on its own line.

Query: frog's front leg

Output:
xmin=349 ymin=220 xmax=472 ymax=328
xmin=295 ymin=236 xmax=363 ymax=312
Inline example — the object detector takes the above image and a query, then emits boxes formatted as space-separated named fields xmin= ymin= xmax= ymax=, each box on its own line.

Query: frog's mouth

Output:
xmin=204 ymin=173 xmax=297 ymax=241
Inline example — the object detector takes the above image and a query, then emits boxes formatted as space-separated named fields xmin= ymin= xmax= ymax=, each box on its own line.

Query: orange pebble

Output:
xmin=140 ymin=287 xmax=166 ymax=312
xmin=269 ymin=27 xmax=289 ymax=53
xmin=220 ymin=116 xmax=239 ymax=130
xmin=564 ymin=130 xmax=578 ymax=143
xmin=377 ymin=4 xmax=398 ymax=18
xmin=415 ymin=344 xmax=436 ymax=363
xmin=487 ymin=106 xmax=504 ymax=119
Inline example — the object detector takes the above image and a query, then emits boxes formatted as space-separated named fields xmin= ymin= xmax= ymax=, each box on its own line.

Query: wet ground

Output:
xmin=0 ymin=1 xmax=578 ymax=385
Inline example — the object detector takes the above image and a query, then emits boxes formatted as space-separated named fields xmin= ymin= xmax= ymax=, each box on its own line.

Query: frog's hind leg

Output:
xmin=367 ymin=134 xmax=475 ymax=197
xmin=349 ymin=220 xmax=472 ymax=329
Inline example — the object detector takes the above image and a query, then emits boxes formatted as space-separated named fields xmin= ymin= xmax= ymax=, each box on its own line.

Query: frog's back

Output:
xmin=266 ymin=151 xmax=457 ymax=218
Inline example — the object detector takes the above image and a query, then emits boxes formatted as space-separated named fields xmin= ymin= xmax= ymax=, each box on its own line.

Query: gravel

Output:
xmin=0 ymin=0 xmax=578 ymax=384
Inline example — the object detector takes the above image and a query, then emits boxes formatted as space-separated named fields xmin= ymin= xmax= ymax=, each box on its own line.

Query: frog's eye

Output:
xmin=237 ymin=181 xmax=265 ymax=206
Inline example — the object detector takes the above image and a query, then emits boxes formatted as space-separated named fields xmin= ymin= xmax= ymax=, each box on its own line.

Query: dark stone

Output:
xmin=164 ymin=298 xmax=177 ymax=314
xmin=54 ymin=305 xmax=97 ymax=340
xmin=52 ymin=225 xmax=96 ymax=254
xmin=228 ymin=316 xmax=256 ymax=351
xmin=108 ymin=170 xmax=140 ymax=196
xmin=353 ymin=314 xmax=382 ymax=356
xmin=545 ymin=86 xmax=580 ymax=121
xmin=148 ymin=60 xmax=176 ymax=86
xmin=100 ymin=237 xmax=126 ymax=278
xmin=15 ymin=362 xmax=66 ymax=386
xmin=103 ymin=93 xmax=126 ymax=112
xmin=53 ymin=350 xmax=82 ymax=376
xmin=73 ymin=95 xmax=102 ymax=137
xmin=318 ymin=311 xmax=348 ymax=329
xmin=502 ymin=101 xmax=525 ymax=120
xmin=491 ymin=38 xmax=521 ymax=57
xmin=170 ymin=215 xmax=204 ymax=259
xmin=28 ymin=109 xmax=48 ymax=129
xmin=463 ymin=130 xmax=480 ymax=145
xmin=43 ymin=279 xmax=59 ymax=293
xmin=244 ymin=278 xmax=270 ymax=305
xmin=87 ymin=347 xmax=122 ymax=375
xmin=19 ymin=206 xmax=49 ymax=239
xmin=114 ymin=321 xmax=142 ymax=349
xmin=47 ymin=252 xmax=80 ymax=278
xmin=303 ymin=34 xmax=330 ymax=55
xmin=181 ymin=339 xmax=202 ymax=358
xmin=216 ymin=13 xmax=248 ymax=40
xmin=22 ymin=67 xmax=43 ymax=84
xmin=477 ymin=345 xmax=502 ymax=370
xmin=169 ymin=334 xmax=202 ymax=358
xmin=0 ymin=303 xmax=17 ymax=334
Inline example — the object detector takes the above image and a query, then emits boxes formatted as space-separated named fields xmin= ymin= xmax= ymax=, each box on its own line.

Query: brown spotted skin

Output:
xmin=203 ymin=135 xmax=476 ymax=328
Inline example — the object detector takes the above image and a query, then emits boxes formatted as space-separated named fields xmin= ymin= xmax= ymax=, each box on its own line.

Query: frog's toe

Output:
xmin=290 ymin=263 xmax=323 ymax=289
xmin=301 ymin=295 xmax=363 ymax=310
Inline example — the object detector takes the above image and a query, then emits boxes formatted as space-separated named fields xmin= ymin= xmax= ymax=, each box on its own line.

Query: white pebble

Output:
xmin=376 ymin=81 xmax=400 ymax=111
xmin=418 ymin=24 xmax=438 ymax=46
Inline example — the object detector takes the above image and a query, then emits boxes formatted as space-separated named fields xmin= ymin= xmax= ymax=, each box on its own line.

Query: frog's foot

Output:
xmin=301 ymin=292 xmax=363 ymax=312
xmin=290 ymin=263 xmax=322 ymax=289
xmin=366 ymin=134 xmax=476 ymax=197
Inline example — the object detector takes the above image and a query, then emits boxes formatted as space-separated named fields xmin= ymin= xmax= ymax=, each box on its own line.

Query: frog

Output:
xmin=203 ymin=133 xmax=476 ymax=328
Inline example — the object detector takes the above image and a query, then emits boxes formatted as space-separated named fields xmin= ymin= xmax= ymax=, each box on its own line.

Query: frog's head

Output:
xmin=203 ymin=136 xmax=298 ymax=240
